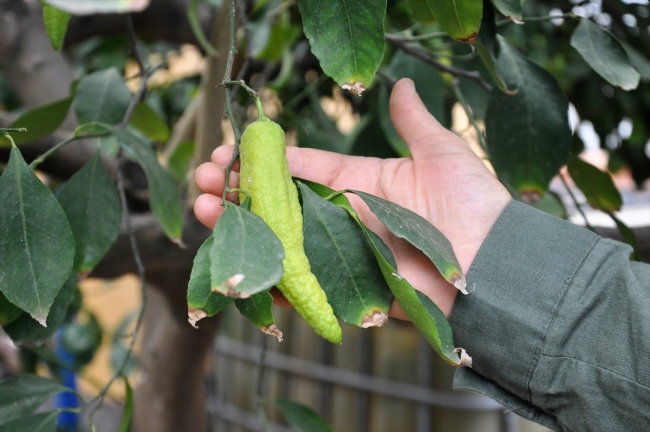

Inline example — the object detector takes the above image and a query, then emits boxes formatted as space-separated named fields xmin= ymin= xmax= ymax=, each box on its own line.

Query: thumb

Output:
xmin=389 ymin=78 xmax=464 ymax=160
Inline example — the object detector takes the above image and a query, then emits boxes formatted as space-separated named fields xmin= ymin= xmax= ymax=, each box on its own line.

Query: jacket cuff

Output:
xmin=448 ymin=200 xmax=599 ymax=428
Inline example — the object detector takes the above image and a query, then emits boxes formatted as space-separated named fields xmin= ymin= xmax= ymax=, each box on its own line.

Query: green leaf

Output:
xmin=43 ymin=0 xmax=150 ymax=15
xmin=570 ymin=19 xmax=640 ymax=91
xmin=0 ymin=375 xmax=70 ymax=423
xmin=349 ymin=191 xmax=466 ymax=291
xmin=474 ymin=0 xmax=511 ymax=93
xmin=187 ymin=235 xmax=233 ymax=328
xmin=379 ymin=50 xmax=447 ymax=156
xmin=42 ymin=3 xmax=71 ymax=51
xmin=407 ymin=0 xmax=436 ymax=24
xmin=622 ymin=43 xmax=650 ymax=82
xmin=485 ymin=36 xmax=571 ymax=201
xmin=299 ymin=183 xmax=392 ymax=327
xmin=73 ymin=68 xmax=132 ymax=125
xmin=530 ymin=191 xmax=567 ymax=219
xmin=209 ymin=203 xmax=284 ymax=298
xmin=129 ymin=102 xmax=171 ymax=142
xmin=0 ymin=411 xmax=58 ymax=432
xmin=235 ymin=291 xmax=283 ymax=341
xmin=167 ymin=140 xmax=195 ymax=182
xmin=566 ymin=155 xmax=622 ymax=212
xmin=57 ymin=151 xmax=122 ymax=273
xmin=298 ymin=0 xmax=386 ymax=92
xmin=297 ymin=94 xmax=348 ymax=154
xmin=359 ymin=226 xmax=468 ymax=366
xmin=348 ymin=114 xmax=400 ymax=159
xmin=491 ymin=0 xmax=522 ymax=24
xmin=60 ymin=311 xmax=103 ymax=368
xmin=275 ymin=399 xmax=332 ymax=432
xmin=0 ymin=98 xmax=72 ymax=147
xmin=414 ymin=0 xmax=482 ymax=42
xmin=100 ymin=124 xmax=183 ymax=242
xmin=609 ymin=213 xmax=642 ymax=261
xmin=249 ymin=5 xmax=300 ymax=62
xmin=0 ymin=291 xmax=23 ymax=326
xmin=187 ymin=0 xmax=218 ymax=56
xmin=4 ymin=273 xmax=77 ymax=344
xmin=0 ymin=146 xmax=75 ymax=324
xmin=118 ymin=376 xmax=133 ymax=432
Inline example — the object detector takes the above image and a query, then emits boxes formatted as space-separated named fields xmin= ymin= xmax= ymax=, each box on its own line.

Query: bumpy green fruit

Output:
xmin=239 ymin=117 xmax=342 ymax=344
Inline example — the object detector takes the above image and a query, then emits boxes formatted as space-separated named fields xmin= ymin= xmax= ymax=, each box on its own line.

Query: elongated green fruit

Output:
xmin=239 ymin=114 xmax=342 ymax=344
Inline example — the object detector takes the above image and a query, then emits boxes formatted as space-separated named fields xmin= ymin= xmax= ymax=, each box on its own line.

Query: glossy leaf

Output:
xmin=235 ymin=292 xmax=283 ymax=341
xmin=0 ymin=292 xmax=22 ymax=326
xmin=275 ymin=399 xmax=332 ymax=432
xmin=209 ymin=203 xmax=284 ymax=298
xmin=0 ymin=411 xmax=58 ymax=432
xmin=571 ymin=19 xmax=640 ymax=91
xmin=4 ymin=273 xmax=77 ymax=344
xmin=0 ymin=146 xmax=74 ymax=324
xmin=187 ymin=235 xmax=233 ymax=328
xmin=414 ymin=0 xmax=482 ymax=42
xmin=360 ymin=224 xmax=468 ymax=366
xmin=379 ymin=50 xmax=446 ymax=156
xmin=299 ymin=183 xmax=392 ymax=327
xmin=118 ymin=376 xmax=133 ymax=432
xmin=407 ymin=0 xmax=436 ymax=24
xmin=567 ymin=155 xmax=622 ymax=212
xmin=57 ymin=151 xmax=121 ymax=273
xmin=492 ymin=0 xmax=522 ymax=23
xmin=298 ymin=0 xmax=386 ymax=93
xmin=0 ymin=374 xmax=70 ymax=423
xmin=100 ymin=124 xmax=183 ymax=242
xmin=610 ymin=213 xmax=642 ymax=261
xmin=42 ymin=3 xmax=71 ymax=51
xmin=43 ymin=0 xmax=149 ymax=15
xmin=73 ymin=68 xmax=132 ymax=126
xmin=0 ymin=98 xmax=72 ymax=147
xmin=129 ymin=102 xmax=170 ymax=142
xmin=485 ymin=36 xmax=571 ymax=201
xmin=350 ymin=191 xmax=466 ymax=292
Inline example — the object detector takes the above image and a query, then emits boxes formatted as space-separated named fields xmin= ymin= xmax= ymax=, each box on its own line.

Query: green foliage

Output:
xmin=41 ymin=2 xmax=71 ymax=51
xmin=210 ymin=203 xmax=285 ymax=298
xmin=275 ymin=399 xmax=333 ymax=432
xmin=0 ymin=374 xmax=72 ymax=426
xmin=567 ymin=155 xmax=622 ymax=213
xmin=0 ymin=98 xmax=72 ymax=147
xmin=413 ymin=0 xmax=483 ymax=41
xmin=73 ymin=68 xmax=132 ymax=126
xmin=298 ymin=0 xmax=386 ymax=91
xmin=0 ymin=146 xmax=74 ymax=324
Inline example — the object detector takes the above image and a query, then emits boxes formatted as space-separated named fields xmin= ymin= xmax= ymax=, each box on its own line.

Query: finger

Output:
xmin=194 ymin=162 xmax=239 ymax=198
xmin=194 ymin=193 xmax=226 ymax=229
xmin=389 ymin=78 xmax=468 ymax=160
xmin=212 ymin=145 xmax=239 ymax=172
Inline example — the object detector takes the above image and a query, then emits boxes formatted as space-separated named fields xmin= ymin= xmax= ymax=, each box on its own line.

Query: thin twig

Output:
xmin=451 ymin=78 xmax=488 ymax=154
xmin=256 ymin=336 xmax=270 ymax=432
xmin=560 ymin=174 xmax=597 ymax=233
xmin=385 ymin=33 xmax=492 ymax=92
xmin=497 ymin=13 xmax=579 ymax=26
xmin=88 ymin=13 xmax=149 ymax=420
xmin=222 ymin=0 xmax=243 ymax=207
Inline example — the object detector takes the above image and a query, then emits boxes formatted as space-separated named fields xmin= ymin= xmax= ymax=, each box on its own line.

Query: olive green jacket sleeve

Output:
xmin=449 ymin=200 xmax=650 ymax=432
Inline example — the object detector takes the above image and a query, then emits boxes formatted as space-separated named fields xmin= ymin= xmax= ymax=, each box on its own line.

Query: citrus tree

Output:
xmin=0 ymin=0 xmax=648 ymax=430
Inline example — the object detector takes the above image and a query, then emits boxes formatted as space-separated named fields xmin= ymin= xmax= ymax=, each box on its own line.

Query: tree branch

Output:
xmin=385 ymin=33 xmax=492 ymax=92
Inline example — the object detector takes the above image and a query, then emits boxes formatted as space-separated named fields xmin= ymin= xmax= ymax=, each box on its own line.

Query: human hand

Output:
xmin=194 ymin=78 xmax=511 ymax=318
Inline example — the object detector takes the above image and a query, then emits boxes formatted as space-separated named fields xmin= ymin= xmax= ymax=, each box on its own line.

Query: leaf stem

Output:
xmin=0 ymin=127 xmax=27 ymax=133
xmin=256 ymin=336 xmax=270 ymax=432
